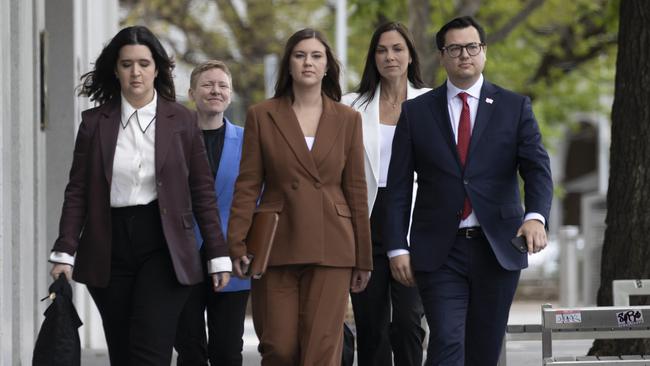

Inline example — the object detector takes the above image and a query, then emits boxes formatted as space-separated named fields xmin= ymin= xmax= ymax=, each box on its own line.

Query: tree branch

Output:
xmin=487 ymin=0 xmax=546 ymax=44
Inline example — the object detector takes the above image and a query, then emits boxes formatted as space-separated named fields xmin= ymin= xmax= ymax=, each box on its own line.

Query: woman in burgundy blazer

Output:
xmin=228 ymin=28 xmax=372 ymax=365
xmin=49 ymin=26 xmax=230 ymax=365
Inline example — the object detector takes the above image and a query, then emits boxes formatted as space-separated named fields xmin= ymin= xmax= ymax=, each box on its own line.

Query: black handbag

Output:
xmin=33 ymin=274 xmax=83 ymax=366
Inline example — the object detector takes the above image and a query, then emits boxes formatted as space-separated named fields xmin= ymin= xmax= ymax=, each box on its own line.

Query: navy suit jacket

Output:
xmin=384 ymin=80 xmax=553 ymax=271
xmin=192 ymin=119 xmax=250 ymax=291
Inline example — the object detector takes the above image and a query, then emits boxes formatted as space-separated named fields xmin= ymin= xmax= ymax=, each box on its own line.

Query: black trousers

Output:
xmin=351 ymin=188 xmax=425 ymax=366
xmin=87 ymin=201 xmax=192 ymax=366
xmin=175 ymin=279 xmax=250 ymax=366
xmin=351 ymin=255 xmax=425 ymax=366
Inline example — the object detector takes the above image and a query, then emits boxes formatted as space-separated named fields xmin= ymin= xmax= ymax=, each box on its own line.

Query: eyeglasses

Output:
xmin=441 ymin=43 xmax=485 ymax=58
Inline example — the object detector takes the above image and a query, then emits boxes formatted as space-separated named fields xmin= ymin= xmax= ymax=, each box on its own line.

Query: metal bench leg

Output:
xmin=541 ymin=304 xmax=553 ymax=363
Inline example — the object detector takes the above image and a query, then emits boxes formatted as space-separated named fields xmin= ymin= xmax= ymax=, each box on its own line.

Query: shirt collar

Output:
xmin=446 ymin=74 xmax=484 ymax=101
xmin=120 ymin=90 xmax=158 ymax=131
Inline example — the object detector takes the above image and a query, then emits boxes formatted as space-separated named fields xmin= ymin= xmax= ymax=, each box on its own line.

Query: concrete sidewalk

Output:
xmin=81 ymin=301 xmax=594 ymax=365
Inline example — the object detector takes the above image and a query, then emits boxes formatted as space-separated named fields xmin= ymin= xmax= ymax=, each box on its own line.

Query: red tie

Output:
xmin=457 ymin=92 xmax=472 ymax=219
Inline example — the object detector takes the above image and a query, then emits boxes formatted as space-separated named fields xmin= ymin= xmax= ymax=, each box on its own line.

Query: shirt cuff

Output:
xmin=207 ymin=256 xmax=232 ymax=274
xmin=387 ymin=249 xmax=410 ymax=258
xmin=524 ymin=212 xmax=546 ymax=226
xmin=49 ymin=251 xmax=75 ymax=266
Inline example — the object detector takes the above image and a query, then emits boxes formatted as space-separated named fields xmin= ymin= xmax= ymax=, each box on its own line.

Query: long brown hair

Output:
xmin=274 ymin=28 xmax=342 ymax=102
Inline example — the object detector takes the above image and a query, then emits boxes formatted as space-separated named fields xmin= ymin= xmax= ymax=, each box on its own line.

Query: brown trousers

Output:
xmin=252 ymin=265 xmax=352 ymax=366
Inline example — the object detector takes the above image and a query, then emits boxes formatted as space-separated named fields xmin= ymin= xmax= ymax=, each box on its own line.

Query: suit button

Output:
xmin=291 ymin=181 xmax=299 ymax=190
xmin=157 ymin=181 xmax=163 ymax=187
xmin=314 ymin=182 xmax=322 ymax=189
xmin=463 ymin=179 xmax=469 ymax=185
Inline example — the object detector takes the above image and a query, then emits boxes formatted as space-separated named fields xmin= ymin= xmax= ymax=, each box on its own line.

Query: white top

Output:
xmin=378 ymin=124 xmax=396 ymax=188
xmin=110 ymin=92 xmax=158 ymax=207
xmin=305 ymin=136 xmax=315 ymax=151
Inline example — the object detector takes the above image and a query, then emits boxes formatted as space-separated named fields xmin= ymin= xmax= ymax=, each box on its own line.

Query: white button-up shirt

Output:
xmin=110 ymin=92 xmax=158 ymax=207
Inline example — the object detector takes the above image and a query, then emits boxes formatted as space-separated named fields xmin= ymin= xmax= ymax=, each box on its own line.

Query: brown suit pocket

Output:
xmin=335 ymin=203 xmax=352 ymax=218
xmin=254 ymin=201 xmax=284 ymax=213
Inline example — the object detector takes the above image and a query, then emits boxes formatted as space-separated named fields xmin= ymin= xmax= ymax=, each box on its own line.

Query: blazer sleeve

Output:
xmin=342 ymin=111 xmax=372 ymax=270
xmin=52 ymin=116 xmax=94 ymax=255
xmin=188 ymin=112 xmax=228 ymax=260
xmin=516 ymin=97 xmax=553 ymax=222
xmin=228 ymin=106 xmax=265 ymax=259
xmin=384 ymin=102 xmax=415 ymax=252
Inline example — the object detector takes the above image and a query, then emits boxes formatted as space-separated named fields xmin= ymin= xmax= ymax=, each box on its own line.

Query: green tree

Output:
xmin=588 ymin=0 xmax=650 ymax=356
xmin=121 ymin=0 xmax=331 ymax=115
xmin=346 ymin=0 xmax=619 ymax=134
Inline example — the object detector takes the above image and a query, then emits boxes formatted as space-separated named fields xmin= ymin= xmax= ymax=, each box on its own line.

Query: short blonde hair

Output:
xmin=189 ymin=60 xmax=232 ymax=90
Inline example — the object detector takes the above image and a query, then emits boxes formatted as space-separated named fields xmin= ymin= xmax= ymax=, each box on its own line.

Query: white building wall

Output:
xmin=0 ymin=0 xmax=117 ymax=363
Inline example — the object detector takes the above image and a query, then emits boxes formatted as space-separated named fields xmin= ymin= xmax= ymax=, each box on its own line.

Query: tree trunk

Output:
xmin=589 ymin=0 xmax=650 ymax=356
xmin=408 ymin=0 xmax=439 ymax=86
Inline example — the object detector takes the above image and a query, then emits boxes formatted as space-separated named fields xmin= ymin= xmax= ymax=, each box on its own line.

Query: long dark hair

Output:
xmin=354 ymin=22 xmax=425 ymax=108
xmin=273 ymin=28 xmax=342 ymax=102
xmin=78 ymin=25 xmax=176 ymax=105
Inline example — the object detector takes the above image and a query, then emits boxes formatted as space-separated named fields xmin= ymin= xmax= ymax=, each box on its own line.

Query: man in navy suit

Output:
xmin=384 ymin=16 xmax=553 ymax=365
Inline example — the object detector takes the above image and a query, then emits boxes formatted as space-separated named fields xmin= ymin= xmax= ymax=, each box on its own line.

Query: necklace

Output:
xmin=381 ymin=97 xmax=402 ymax=109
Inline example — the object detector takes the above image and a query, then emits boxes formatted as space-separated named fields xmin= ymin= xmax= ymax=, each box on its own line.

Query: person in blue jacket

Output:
xmin=175 ymin=60 xmax=249 ymax=366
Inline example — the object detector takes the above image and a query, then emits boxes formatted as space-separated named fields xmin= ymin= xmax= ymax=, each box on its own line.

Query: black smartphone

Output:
xmin=510 ymin=236 xmax=529 ymax=253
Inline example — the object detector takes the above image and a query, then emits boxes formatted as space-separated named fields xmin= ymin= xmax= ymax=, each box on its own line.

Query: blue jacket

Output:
xmin=194 ymin=119 xmax=250 ymax=291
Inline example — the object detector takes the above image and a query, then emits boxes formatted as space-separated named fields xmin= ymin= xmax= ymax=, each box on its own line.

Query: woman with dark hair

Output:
xmin=49 ymin=25 xmax=231 ymax=365
xmin=341 ymin=21 xmax=430 ymax=366
xmin=228 ymin=28 xmax=372 ymax=365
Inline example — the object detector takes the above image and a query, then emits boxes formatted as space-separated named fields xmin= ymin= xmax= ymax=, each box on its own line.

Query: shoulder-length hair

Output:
xmin=78 ymin=25 xmax=175 ymax=105
xmin=354 ymin=22 xmax=425 ymax=108
xmin=273 ymin=28 xmax=342 ymax=102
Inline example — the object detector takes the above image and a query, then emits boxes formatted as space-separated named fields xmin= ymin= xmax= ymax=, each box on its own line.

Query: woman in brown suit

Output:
xmin=228 ymin=28 xmax=372 ymax=365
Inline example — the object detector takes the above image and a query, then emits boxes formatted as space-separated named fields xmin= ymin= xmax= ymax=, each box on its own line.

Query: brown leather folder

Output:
xmin=246 ymin=211 xmax=279 ymax=279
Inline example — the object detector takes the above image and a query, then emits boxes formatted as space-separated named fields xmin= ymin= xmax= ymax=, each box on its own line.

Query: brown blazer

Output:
xmin=228 ymin=96 xmax=372 ymax=271
xmin=52 ymin=97 xmax=227 ymax=287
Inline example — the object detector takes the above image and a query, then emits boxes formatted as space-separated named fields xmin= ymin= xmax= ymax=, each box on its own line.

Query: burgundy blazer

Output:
xmin=52 ymin=97 xmax=227 ymax=287
xmin=228 ymin=96 xmax=372 ymax=271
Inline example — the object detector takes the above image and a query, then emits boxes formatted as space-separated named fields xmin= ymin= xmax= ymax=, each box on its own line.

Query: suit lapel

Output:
xmin=215 ymin=120 xmax=241 ymax=197
xmin=428 ymin=84 xmax=461 ymax=166
xmin=468 ymin=81 xmax=498 ymax=160
xmin=267 ymin=97 xmax=320 ymax=181
xmin=155 ymin=98 xmax=181 ymax=176
xmin=311 ymin=96 xmax=344 ymax=171
xmin=359 ymin=87 xmax=381 ymax=185
xmin=98 ymin=100 xmax=121 ymax=185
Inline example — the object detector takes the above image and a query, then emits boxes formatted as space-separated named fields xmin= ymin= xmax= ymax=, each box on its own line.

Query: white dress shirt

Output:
xmin=110 ymin=93 xmax=158 ymax=207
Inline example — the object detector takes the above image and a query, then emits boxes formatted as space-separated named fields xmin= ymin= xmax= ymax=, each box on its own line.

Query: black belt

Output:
xmin=457 ymin=227 xmax=483 ymax=239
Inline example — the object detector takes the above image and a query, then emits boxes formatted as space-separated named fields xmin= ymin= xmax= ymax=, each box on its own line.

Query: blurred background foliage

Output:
xmin=119 ymin=0 xmax=619 ymax=136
